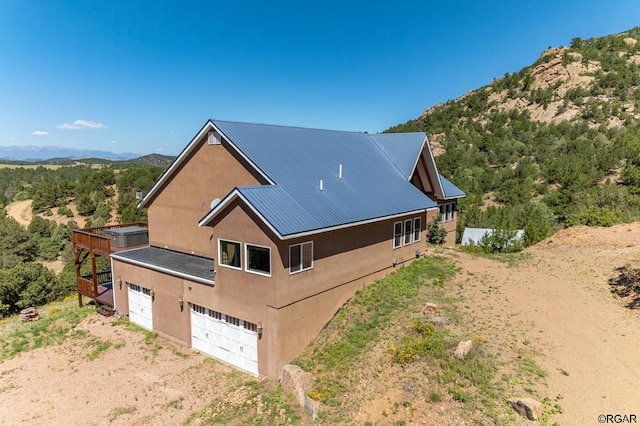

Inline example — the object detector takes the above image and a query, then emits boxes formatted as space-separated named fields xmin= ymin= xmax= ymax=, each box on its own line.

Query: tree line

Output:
xmin=0 ymin=164 xmax=164 ymax=317
xmin=387 ymin=27 xmax=640 ymax=251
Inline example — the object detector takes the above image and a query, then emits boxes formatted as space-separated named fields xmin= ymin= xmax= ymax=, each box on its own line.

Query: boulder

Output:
xmin=281 ymin=364 xmax=320 ymax=420
xmin=19 ymin=307 xmax=40 ymax=322
xmin=423 ymin=303 xmax=438 ymax=315
xmin=453 ymin=340 xmax=473 ymax=360
xmin=508 ymin=397 xmax=543 ymax=420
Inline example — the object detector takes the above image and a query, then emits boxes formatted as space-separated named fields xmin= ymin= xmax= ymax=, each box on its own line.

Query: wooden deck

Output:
xmin=95 ymin=284 xmax=114 ymax=308
xmin=73 ymin=223 xmax=148 ymax=313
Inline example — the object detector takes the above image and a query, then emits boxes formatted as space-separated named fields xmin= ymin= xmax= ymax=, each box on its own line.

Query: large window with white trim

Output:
xmin=289 ymin=241 xmax=313 ymax=274
xmin=245 ymin=244 xmax=271 ymax=276
xmin=404 ymin=219 xmax=412 ymax=245
xmin=413 ymin=217 xmax=421 ymax=242
xmin=393 ymin=221 xmax=403 ymax=248
xmin=439 ymin=201 xmax=457 ymax=222
xmin=393 ymin=216 xmax=423 ymax=248
xmin=219 ymin=239 xmax=241 ymax=269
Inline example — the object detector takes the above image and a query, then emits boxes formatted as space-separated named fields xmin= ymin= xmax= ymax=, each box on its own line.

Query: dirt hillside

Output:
xmin=443 ymin=223 xmax=640 ymax=424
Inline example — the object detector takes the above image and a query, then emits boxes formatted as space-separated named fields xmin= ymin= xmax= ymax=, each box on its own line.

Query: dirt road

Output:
xmin=446 ymin=224 xmax=640 ymax=424
xmin=5 ymin=199 xmax=32 ymax=226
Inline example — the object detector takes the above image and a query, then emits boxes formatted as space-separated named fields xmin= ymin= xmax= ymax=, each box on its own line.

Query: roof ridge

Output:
xmin=212 ymin=118 xmax=376 ymax=135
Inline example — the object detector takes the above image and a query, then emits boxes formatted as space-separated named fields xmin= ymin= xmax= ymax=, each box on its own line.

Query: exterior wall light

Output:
xmin=178 ymin=295 xmax=184 ymax=311
xmin=257 ymin=321 xmax=264 ymax=336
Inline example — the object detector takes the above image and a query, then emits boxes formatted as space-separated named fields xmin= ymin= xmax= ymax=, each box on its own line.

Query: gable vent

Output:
xmin=208 ymin=131 xmax=222 ymax=145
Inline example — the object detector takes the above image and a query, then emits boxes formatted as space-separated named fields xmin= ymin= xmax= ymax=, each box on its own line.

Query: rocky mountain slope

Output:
xmin=388 ymin=26 xmax=640 ymax=245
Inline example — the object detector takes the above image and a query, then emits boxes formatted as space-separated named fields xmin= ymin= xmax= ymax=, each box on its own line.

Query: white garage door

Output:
xmin=190 ymin=304 xmax=258 ymax=375
xmin=128 ymin=283 xmax=153 ymax=331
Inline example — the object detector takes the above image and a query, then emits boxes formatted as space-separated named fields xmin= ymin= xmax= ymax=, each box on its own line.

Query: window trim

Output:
xmin=245 ymin=243 xmax=272 ymax=277
xmin=404 ymin=219 xmax=412 ymax=245
xmin=393 ymin=221 xmax=403 ymax=249
xmin=413 ymin=217 xmax=422 ymax=242
xmin=217 ymin=238 xmax=242 ymax=270
xmin=289 ymin=241 xmax=314 ymax=275
xmin=439 ymin=201 xmax=457 ymax=223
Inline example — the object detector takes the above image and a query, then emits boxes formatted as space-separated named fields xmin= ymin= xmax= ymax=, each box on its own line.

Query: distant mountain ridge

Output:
xmin=0 ymin=145 xmax=141 ymax=162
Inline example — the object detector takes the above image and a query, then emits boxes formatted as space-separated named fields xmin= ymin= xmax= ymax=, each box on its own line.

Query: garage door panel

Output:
xmin=128 ymin=284 xmax=152 ymax=331
xmin=190 ymin=304 xmax=258 ymax=375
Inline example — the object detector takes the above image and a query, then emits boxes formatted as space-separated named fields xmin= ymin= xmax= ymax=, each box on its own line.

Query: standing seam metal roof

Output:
xmin=200 ymin=120 xmax=463 ymax=237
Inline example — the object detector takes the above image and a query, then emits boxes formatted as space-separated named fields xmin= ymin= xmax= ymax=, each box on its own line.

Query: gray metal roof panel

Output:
xmin=368 ymin=133 xmax=426 ymax=179
xmin=440 ymin=175 xmax=466 ymax=199
xmin=211 ymin=120 xmax=436 ymax=236
xmin=461 ymin=228 xmax=524 ymax=246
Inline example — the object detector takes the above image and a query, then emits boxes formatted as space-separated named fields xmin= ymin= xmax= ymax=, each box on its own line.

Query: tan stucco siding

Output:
xmin=147 ymin=137 xmax=262 ymax=256
xmin=441 ymin=218 xmax=457 ymax=246
xmin=270 ymin=212 xmax=434 ymax=375
xmin=112 ymin=260 xmax=191 ymax=345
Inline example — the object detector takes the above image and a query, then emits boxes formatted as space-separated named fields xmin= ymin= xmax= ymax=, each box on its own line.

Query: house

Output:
xmin=77 ymin=120 xmax=464 ymax=379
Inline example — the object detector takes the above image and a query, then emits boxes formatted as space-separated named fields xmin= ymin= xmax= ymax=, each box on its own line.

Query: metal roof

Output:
xmin=111 ymin=246 xmax=215 ymax=285
xmin=198 ymin=120 xmax=441 ymax=238
xmin=368 ymin=133 xmax=426 ymax=179
xmin=440 ymin=175 xmax=466 ymax=199
xmin=461 ymin=228 xmax=524 ymax=246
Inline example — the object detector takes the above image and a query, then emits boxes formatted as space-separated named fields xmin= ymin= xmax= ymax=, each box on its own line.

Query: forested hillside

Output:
xmin=0 ymin=163 xmax=164 ymax=317
xmin=388 ymin=26 xmax=640 ymax=245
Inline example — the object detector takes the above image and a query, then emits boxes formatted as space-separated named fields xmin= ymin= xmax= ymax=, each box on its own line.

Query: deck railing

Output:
xmin=72 ymin=222 xmax=148 ymax=255
xmin=73 ymin=223 xmax=147 ymax=307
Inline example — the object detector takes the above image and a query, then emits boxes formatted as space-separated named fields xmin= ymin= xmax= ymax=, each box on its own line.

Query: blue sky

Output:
xmin=1 ymin=1 xmax=639 ymax=156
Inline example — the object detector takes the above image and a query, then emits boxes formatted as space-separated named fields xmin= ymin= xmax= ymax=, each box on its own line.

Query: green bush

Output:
xmin=479 ymin=229 xmax=523 ymax=254
xmin=427 ymin=215 xmax=447 ymax=245
xmin=566 ymin=207 xmax=625 ymax=227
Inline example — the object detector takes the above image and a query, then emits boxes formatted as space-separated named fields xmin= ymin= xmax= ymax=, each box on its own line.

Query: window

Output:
xmin=413 ymin=217 xmax=421 ymax=242
xmin=246 ymin=244 xmax=271 ymax=276
xmin=393 ymin=221 xmax=403 ymax=249
xmin=439 ymin=202 xmax=457 ymax=222
xmin=290 ymin=241 xmax=313 ymax=274
xmin=219 ymin=239 xmax=241 ymax=269
xmin=404 ymin=219 xmax=412 ymax=245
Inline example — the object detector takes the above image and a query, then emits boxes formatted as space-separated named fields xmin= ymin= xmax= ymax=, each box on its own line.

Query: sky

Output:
xmin=1 ymin=1 xmax=639 ymax=156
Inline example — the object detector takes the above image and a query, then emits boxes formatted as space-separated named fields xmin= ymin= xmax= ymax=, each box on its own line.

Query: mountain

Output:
xmin=0 ymin=145 xmax=141 ymax=162
xmin=387 ymin=26 xmax=640 ymax=246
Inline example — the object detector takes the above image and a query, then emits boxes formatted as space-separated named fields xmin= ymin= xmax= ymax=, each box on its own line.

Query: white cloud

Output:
xmin=156 ymin=147 xmax=163 ymax=152
xmin=111 ymin=140 xmax=118 ymax=144
xmin=0 ymin=136 xmax=17 ymax=141
xmin=32 ymin=130 xmax=49 ymax=136
xmin=57 ymin=119 xmax=106 ymax=130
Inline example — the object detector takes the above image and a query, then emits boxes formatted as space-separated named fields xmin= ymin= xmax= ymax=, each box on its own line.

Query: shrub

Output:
xmin=566 ymin=207 xmax=625 ymax=227
xmin=479 ymin=229 xmax=524 ymax=254
xmin=427 ymin=215 xmax=447 ymax=245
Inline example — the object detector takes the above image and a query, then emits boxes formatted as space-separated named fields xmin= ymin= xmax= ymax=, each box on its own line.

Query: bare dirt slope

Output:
xmin=5 ymin=199 xmax=33 ymax=226
xmin=0 ymin=316 xmax=243 ymax=426
xmin=444 ymin=223 xmax=640 ymax=424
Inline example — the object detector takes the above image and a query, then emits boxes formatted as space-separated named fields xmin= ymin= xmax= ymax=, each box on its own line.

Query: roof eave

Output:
xmin=199 ymin=189 xmax=437 ymax=241
xmin=138 ymin=119 xmax=274 ymax=209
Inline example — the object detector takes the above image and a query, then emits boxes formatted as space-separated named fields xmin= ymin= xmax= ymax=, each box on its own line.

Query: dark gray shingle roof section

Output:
xmin=111 ymin=246 xmax=215 ymax=285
